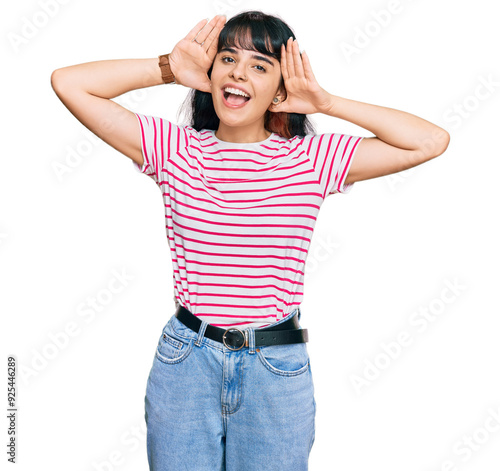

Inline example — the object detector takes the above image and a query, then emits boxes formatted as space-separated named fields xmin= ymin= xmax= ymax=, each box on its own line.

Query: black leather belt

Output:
xmin=174 ymin=305 xmax=308 ymax=351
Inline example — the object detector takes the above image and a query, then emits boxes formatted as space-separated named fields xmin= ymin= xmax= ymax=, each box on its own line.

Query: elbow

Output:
xmin=419 ymin=128 xmax=450 ymax=163
xmin=51 ymin=68 xmax=64 ymax=94
xmin=436 ymin=129 xmax=451 ymax=157
xmin=51 ymin=67 xmax=71 ymax=95
xmin=431 ymin=128 xmax=451 ymax=159
xmin=50 ymin=69 xmax=61 ymax=94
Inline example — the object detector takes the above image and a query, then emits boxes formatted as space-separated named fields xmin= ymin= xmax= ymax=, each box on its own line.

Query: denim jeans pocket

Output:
xmin=155 ymin=323 xmax=194 ymax=365
xmin=257 ymin=342 xmax=310 ymax=377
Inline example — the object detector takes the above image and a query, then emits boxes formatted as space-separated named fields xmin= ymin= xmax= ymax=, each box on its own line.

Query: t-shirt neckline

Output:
xmin=209 ymin=130 xmax=277 ymax=145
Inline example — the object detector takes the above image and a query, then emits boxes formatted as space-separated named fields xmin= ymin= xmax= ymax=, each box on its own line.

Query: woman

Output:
xmin=51 ymin=10 xmax=450 ymax=471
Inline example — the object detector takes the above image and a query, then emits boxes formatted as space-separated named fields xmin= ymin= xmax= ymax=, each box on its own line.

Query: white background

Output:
xmin=2 ymin=0 xmax=499 ymax=469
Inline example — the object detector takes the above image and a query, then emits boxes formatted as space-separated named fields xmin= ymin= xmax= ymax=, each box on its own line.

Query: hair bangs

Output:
xmin=217 ymin=11 xmax=293 ymax=60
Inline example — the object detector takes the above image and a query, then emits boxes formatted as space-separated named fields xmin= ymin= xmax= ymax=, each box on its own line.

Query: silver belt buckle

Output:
xmin=222 ymin=328 xmax=247 ymax=351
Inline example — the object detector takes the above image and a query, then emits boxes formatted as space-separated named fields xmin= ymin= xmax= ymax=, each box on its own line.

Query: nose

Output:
xmin=229 ymin=62 xmax=247 ymax=81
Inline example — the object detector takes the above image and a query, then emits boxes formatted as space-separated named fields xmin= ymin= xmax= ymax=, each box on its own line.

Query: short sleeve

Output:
xmin=133 ymin=112 xmax=181 ymax=184
xmin=303 ymin=133 xmax=363 ymax=198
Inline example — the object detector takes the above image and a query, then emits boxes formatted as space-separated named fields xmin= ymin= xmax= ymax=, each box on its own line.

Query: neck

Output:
xmin=215 ymin=121 xmax=271 ymax=143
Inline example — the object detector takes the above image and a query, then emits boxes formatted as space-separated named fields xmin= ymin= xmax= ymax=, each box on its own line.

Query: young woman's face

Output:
xmin=210 ymin=45 xmax=283 ymax=130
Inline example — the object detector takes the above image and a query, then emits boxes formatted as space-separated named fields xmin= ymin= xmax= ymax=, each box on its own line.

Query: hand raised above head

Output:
xmin=269 ymin=37 xmax=332 ymax=115
xmin=169 ymin=15 xmax=227 ymax=93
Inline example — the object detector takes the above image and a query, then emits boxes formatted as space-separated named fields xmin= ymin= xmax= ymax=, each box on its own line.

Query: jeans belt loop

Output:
xmin=195 ymin=320 xmax=208 ymax=347
xmin=247 ymin=328 xmax=256 ymax=354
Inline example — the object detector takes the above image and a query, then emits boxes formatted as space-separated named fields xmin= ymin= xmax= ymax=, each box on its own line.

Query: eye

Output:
xmin=221 ymin=56 xmax=235 ymax=63
xmin=254 ymin=64 xmax=266 ymax=72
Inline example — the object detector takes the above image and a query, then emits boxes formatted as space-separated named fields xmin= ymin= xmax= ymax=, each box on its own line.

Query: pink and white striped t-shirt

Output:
xmin=134 ymin=112 xmax=363 ymax=328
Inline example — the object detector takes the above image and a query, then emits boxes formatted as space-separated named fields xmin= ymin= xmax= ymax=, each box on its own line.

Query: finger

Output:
xmin=286 ymin=37 xmax=295 ymax=77
xmin=301 ymin=51 xmax=316 ymax=82
xmin=205 ymin=15 xmax=226 ymax=57
xmin=194 ymin=15 xmax=222 ymax=44
xmin=292 ymin=40 xmax=304 ymax=78
xmin=280 ymin=43 xmax=289 ymax=80
xmin=185 ymin=18 xmax=209 ymax=41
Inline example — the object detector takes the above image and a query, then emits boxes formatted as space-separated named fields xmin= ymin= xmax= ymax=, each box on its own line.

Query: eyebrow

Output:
xmin=219 ymin=47 xmax=275 ymax=67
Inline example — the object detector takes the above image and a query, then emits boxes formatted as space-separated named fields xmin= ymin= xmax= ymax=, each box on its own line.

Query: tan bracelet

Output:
xmin=158 ymin=53 xmax=176 ymax=84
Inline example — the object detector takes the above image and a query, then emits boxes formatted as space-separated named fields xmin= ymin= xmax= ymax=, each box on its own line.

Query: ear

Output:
xmin=268 ymin=86 xmax=287 ymax=111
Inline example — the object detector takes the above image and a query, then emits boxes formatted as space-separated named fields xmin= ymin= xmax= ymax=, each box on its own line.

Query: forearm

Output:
xmin=323 ymin=93 xmax=449 ymax=153
xmin=52 ymin=58 xmax=164 ymax=98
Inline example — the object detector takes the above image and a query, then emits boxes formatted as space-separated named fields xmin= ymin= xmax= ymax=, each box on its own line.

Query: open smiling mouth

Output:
xmin=222 ymin=87 xmax=251 ymax=107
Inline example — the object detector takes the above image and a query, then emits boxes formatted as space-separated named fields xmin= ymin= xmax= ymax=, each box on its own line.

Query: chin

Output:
xmin=214 ymin=108 xmax=249 ymax=128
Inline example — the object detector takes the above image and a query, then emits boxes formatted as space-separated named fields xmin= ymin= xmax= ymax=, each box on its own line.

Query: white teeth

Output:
xmin=224 ymin=87 xmax=250 ymax=98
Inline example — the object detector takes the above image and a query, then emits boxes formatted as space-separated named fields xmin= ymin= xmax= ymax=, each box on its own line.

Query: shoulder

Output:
xmin=134 ymin=112 xmax=199 ymax=137
xmin=300 ymin=132 xmax=363 ymax=154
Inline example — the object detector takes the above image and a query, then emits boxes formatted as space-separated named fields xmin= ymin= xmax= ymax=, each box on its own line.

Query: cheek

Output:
xmin=209 ymin=68 xmax=219 ymax=84
xmin=267 ymin=72 xmax=283 ymax=95
xmin=210 ymin=61 xmax=224 ymax=81
xmin=262 ymin=77 xmax=282 ymax=103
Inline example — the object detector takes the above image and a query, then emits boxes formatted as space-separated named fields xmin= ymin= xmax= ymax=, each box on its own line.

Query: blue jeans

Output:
xmin=144 ymin=307 xmax=316 ymax=470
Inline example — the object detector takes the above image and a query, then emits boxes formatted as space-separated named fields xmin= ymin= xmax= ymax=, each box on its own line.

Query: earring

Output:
xmin=273 ymin=97 xmax=279 ymax=103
